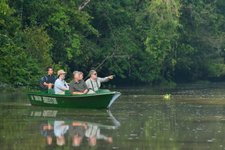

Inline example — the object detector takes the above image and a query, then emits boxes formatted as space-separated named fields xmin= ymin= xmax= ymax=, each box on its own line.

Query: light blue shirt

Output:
xmin=54 ymin=78 xmax=69 ymax=94
xmin=54 ymin=121 xmax=69 ymax=137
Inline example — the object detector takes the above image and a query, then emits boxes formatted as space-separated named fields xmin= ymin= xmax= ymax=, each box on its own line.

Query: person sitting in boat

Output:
xmin=54 ymin=70 xmax=69 ymax=94
xmin=85 ymin=124 xmax=113 ymax=147
xmin=40 ymin=67 xmax=57 ymax=90
xmin=69 ymin=121 xmax=87 ymax=147
xmin=69 ymin=71 xmax=88 ymax=95
xmin=85 ymin=70 xmax=114 ymax=92
xmin=40 ymin=122 xmax=54 ymax=146
xmin=54 ymin=120 xmax=69 ymax=146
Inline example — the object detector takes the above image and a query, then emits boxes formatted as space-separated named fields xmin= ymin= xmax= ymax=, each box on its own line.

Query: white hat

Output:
xmin=57 ymin=70 xmax=66 ymax=76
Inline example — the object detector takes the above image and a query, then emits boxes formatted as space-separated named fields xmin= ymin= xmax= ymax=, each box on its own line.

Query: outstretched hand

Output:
xmin=108 ymin=75 xmax=114 ymax=80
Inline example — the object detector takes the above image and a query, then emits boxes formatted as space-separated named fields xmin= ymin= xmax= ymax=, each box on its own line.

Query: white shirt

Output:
xmin=54 ymin=121 xmax=69 ymax=137
xmin=54 ymin=78 xmax=69 ymax=94
xmin=85 ymin=77 xmax=109 ymax=91
xmin=85 ymin=124 xmax=107 ymax=140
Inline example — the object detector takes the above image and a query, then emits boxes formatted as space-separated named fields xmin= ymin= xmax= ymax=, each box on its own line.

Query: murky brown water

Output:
xmin=1 ymin=83 xmax=225 ymax=150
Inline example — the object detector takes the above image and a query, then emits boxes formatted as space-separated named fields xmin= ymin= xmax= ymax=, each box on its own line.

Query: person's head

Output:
xmin=47 ymin=136 xmax=53 ymax=145
xmin=106 ymin=137 xmax=113 ymax=143
xmin=89 ymin=70 xmax=97 ymax=80
xmin=88 ymin=136 xmax=97 ymax=147
xmin=56 ymin=136 xmax=65 ymax=146
xmin=47 ymin=67 xmax=54 ymax=75
xmin=72 ymin=135 xmax=83 ymax=147
xmin=73 ymin=71 xmax=80 ymax=81
xmin=57 ymin=70 xmax=66 ymax=80
xmin=79 ymin=72 xmax=84 ymax=80
xmin=41 ymin=124 xmax=53 ymax=146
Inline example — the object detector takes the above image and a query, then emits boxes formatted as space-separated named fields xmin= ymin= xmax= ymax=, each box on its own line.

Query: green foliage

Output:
xmin=144 ymin=0 xmax=181 ymax=81
xmin=19 ymin=27 xmax=53 ymax=67
xmin=1 ymin=0 xmax=225 ymax=86
xmin=174 ymin=0 xmax=225 ymax=81
xmin=0 ymin=1 xmax=48 ymax=86
xmin=0 ymin=34 xmax=42 ymax=86
xmin=207 ymin=63 xmax=225 ymax=78
xmin=0 ymin=1 xmax=20 ymax=35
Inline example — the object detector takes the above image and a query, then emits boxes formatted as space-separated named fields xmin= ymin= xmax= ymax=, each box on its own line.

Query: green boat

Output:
xmin=27 ymin=89 xmax=121 ymax=109
xmin=29 ymin=109 xmax=121 ymax=129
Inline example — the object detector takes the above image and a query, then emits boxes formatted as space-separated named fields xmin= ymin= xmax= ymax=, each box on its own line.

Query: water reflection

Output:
xmin=3 ymin=84 xmax=225 ymax=149
xmin=30 ymin=109 xmax=120 ymax=148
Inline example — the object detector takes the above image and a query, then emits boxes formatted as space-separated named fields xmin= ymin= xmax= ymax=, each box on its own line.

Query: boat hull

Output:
xmin=28 ymin=91 xmax=121 ymax=109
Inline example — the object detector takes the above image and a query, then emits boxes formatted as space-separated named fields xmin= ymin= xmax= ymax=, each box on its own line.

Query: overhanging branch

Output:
xmin=79 ymin=0 xmax=91 ymax=11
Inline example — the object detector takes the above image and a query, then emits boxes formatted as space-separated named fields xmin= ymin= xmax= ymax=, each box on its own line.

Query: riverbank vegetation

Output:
xmin=1 ymin=0 xmax=225 ymax=86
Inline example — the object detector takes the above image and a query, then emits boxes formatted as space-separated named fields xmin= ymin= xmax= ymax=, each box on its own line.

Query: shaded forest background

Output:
xmin=1 ymin=0 xmax=225 ymax=87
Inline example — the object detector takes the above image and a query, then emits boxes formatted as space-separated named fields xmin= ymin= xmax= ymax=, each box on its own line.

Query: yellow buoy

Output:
xmin=163 ymin=94 xmax=171 ymax=100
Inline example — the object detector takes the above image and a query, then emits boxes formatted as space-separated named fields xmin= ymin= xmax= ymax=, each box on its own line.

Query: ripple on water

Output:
xmin=207 ymin=138 xmax=216 ymax=143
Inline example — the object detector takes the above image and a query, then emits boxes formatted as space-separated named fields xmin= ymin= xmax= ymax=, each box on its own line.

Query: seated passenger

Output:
xmin=40 ymin=67 xmax=57 ymax=90
xmin=85 ymin=124 xmax=113 ymax=147
xmin=85 ymin=70 xmax=114 ymax=92
xmin=70 ymin=121 xmax=87 ymax=147
xmin=54 ymin=70 xmax=69 ymax=94
xmin=69 ymin=71 xmax=88 ymax=95
xmin=54 ymin=121 xmax=69 ymax=146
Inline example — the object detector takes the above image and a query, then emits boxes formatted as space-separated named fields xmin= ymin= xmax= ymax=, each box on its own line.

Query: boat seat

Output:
xmin=96 ymin=89 xmax=110 ymax=93
xmin=65 ymin=90 xmax=71 ymax=96
xmin=47 ymin=89 xmax=55 ymax=94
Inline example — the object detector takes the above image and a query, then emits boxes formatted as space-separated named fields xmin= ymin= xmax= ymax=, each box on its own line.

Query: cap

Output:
xmin=57 ymin=70 xmax=66 ymax=76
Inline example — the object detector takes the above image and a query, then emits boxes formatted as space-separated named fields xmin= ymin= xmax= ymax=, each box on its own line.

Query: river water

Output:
xmin=1 ymin=83 xmax=225 ymax=150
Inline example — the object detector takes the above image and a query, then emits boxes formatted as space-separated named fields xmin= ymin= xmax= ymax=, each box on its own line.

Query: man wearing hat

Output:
xmin=54 ymin=120 xmax=69 ymax=146
xmin=54 ymin=69 xmax=69 ymax=94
